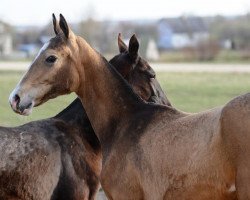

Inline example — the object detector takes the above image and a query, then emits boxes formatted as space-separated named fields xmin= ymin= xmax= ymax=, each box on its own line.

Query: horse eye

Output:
xmin=45 ymin=56 xmax=57 ymax=63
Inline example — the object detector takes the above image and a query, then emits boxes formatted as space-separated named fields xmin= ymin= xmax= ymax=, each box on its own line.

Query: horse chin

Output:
xmin=18 ymin=101 xmax=34 ymax=116
xmin=12 ymin=106 xmax=33 ymax=116
xmin=21 ymin=107 xmax=33 ymax=116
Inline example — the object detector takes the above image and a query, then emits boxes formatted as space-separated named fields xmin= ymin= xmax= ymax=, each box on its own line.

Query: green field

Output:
xmin=0 ymin=70 xmax=250 ymax=126
xmin=157 ymin=72 xmax=250 ymax=112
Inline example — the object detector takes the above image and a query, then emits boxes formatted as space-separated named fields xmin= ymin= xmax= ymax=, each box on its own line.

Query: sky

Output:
xmin=0 ymin=0 xmax=250 ymax=26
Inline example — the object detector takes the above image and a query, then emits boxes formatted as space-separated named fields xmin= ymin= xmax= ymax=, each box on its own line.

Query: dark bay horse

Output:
xmin=10 ymin=14 xmax=250 ymax=199
xmin=1 ymin=28 xmax=166 ymax=200
xmin=109 ymin=33 xmax=171 ymax=106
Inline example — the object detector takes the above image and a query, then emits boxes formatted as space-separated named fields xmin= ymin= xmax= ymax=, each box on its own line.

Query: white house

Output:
xmin=157 ymin=17 xmax=209 ymax=50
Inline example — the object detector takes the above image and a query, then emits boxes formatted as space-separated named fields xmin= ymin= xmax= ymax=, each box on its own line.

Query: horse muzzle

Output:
xmin=9 ymin=90 xmax=34 ymax=116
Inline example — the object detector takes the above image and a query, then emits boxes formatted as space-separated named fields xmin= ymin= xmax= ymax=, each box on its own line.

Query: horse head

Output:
xmin=110 ymin=34 xmax=172 ymax=106
xmin=9 ymin=14 xmax=81 ymax=115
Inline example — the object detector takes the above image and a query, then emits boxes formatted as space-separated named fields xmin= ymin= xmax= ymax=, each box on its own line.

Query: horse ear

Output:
xmin=118 ymin=33 xmax=127 ymax=53
xmin=128 ymin=34 xmax=139 ymax=60
xmin=59 ymin=14 xmax=69 ymax=39
xmin=52 ymin=13 xmax=59 ymax=35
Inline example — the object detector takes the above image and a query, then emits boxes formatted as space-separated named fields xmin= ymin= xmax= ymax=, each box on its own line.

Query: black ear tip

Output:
xmin=131 ymin=34 xmax=137 ymax=40
xmin=59 ymin=14 xmax=64 ymax=20
xmin=59 ymin=13 xmax=69 ymax=38
xmin=118 ymin=33 xmax=123 ymax=41
xmin=128 ymin=34 xmax=139 ymax=57
xmin=118 ymin=33 xmax=128 ymax=53
xmin=118 ymin=33 xmax=122 ymax=39
xmin=52 ymin=13 xmax=56 ymax=20
xmin=60 ymin=14 xmax=66 ymax=19
xmin=130 ymin=34 xmax=139 ymax=44
xmin=52 ymin=13 xmax=58 ymax=35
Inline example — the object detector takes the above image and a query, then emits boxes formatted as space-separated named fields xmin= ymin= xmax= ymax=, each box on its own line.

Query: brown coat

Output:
xmin=10 ymin=15 xmax=250 ymax=199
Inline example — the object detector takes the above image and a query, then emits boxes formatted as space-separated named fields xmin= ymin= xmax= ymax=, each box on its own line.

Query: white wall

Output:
xmin=0 ymin=34 xmax=13 ymax=56
xmin=171 ymin=32 xmax=209 ymax=49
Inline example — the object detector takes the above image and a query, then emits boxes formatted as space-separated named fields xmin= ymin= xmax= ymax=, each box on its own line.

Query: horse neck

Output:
xmin=75 ymin=37 xmax=144 ymax=142
xmin=152 ymin=79 xmax=172 ymax=107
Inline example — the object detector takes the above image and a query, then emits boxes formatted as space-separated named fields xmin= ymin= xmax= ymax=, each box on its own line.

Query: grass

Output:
xmin=0 ymin=70 xmax=250 ymax=126
xmin=157 ymin=72 xmax=250 ymax=112
xmin=158 ymin=50 xmax=250 ymax=63
xmin=215 ymin=50 xmax=250 ymax=63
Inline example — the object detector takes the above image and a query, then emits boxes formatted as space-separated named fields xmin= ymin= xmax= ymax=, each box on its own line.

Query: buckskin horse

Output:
xmin=10 ymin=14 xmax=250 ymax=199
xmin=1 ymin=30 xmax=166 ymax=200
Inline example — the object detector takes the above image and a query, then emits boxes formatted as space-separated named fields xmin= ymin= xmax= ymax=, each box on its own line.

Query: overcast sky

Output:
xmin=1 ymin=0 xmax=250 ymax=26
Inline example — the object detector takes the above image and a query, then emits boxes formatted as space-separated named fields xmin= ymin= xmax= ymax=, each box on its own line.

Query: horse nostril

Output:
xmin=14 ymin=94 xmax=20 ymax=106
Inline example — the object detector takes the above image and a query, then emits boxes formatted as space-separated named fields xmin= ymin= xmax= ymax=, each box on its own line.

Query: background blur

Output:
xmin=1 ymin=0 xmax=250 ymax=62
xmin=0 ymin=0 xmax=250 ymax=126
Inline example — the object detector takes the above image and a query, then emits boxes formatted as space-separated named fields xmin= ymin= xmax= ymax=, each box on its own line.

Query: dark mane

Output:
xmin=100 ymin=54 xmax=146 ymax=105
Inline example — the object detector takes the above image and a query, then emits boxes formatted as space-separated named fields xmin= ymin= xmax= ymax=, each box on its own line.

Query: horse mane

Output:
xmin=98 ymin=53 xmax=146 ymax=105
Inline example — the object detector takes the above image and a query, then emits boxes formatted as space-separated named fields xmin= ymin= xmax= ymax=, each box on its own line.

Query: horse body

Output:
xmin=100 ymin=104 xmax=237 ymax=200
xmin=0 ymin=99 xmax=101 ymax=200
xmin=0 ymin=123 xmax=61 ymax=200
xmin=9 ymin=15 xmax=250 ymax=199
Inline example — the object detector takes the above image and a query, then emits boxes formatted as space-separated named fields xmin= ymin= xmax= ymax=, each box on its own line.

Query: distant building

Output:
xmin=157 ymin=16 xmax=209 ymax=50
xmin=146 ymin=39 xmax=159 ymax=61
xmin=0 ymin=21 xmax=13 ymax=56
